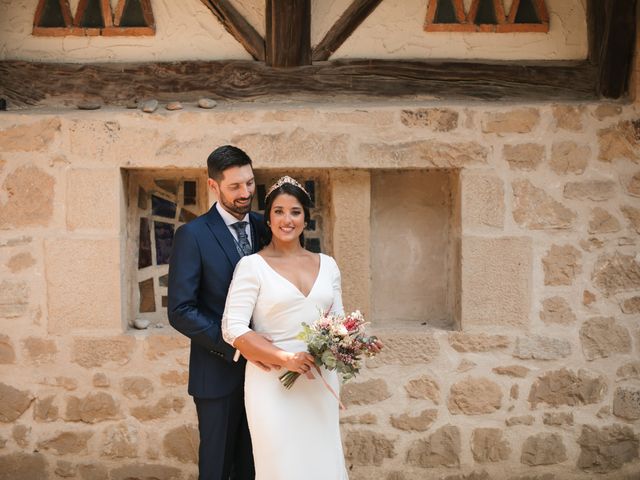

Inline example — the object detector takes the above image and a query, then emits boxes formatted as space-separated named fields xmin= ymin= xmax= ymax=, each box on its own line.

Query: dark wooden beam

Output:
xmin=266 ymin=0 xmax=311 ymax=67
xmin=200 ymin=0 xmax=265 ymax=61
xmin=312 ymin=0 xmax=384 ymax=61
xmin=592 ymin=0 xmax=637 ymax=99
xmin=0 ymin=59 xmax=598 ymax=108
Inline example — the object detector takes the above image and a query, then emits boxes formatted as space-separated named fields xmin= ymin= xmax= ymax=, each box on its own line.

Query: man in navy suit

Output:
xmin=168 ymin=145 xmax=267 ymax=480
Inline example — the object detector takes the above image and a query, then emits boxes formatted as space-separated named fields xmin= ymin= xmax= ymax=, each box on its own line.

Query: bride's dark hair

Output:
xmin=262 ymin=182 xmax=312 ymax=248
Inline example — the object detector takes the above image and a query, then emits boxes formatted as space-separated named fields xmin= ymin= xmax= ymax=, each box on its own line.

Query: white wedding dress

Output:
xmin=222 ymin=253 xmax=349 ymax=480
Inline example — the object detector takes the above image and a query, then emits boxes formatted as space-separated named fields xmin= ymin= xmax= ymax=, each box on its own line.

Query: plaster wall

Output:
xmin=0 ymin=0 xmax=587 ymax=62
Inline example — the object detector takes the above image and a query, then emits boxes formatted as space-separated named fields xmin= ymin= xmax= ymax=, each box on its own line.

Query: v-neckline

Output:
xmin=256 ymin=253 xmax=322 ymax=299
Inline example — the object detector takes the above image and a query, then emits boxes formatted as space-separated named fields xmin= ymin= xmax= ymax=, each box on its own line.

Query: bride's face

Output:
xmin=269 ymin=193 xmax=306 ymax=244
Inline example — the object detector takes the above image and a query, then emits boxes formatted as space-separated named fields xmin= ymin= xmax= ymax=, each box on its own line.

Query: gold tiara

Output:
xmin=265 ymin=175 xmax=311 ymax=200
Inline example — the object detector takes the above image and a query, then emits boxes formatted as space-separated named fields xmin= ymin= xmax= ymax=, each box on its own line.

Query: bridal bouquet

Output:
xmin=279 ymin=309 xmax=380 ymax=390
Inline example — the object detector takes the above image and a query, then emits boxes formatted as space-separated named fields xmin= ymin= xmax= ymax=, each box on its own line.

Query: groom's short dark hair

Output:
xmin=207 ymin=145 xmax=253 ymax=181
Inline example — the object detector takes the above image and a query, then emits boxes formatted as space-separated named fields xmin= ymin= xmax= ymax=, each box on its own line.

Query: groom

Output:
xmin=168 ymin=145 xmax=267 ymax=480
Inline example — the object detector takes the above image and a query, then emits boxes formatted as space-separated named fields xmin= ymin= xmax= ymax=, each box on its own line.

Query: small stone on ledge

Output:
xmin=198 ymin=98 xmax=217 ymax=109
xmin=77 ymin=101 xmax=102 ymax=110
xmin=133 ymin=318 xmax=150 ymax=330
xmin=166 ymin=101 xmax=183 ymax=111
xmin=142 ymin=99 xmax=159 ymax=113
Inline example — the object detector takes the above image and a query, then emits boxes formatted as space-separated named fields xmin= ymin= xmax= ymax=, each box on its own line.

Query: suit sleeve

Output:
xmin=222 ymin=256 xmax=259 ymax=345
xmin=167 ymin=224 xmax=236 ymax=361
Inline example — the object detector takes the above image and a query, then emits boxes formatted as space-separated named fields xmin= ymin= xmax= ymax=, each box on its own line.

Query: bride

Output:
xmin=222 ymin=176 xmax=348 ymax=480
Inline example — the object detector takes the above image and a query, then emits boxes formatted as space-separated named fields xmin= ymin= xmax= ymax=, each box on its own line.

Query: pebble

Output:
xmin=166 ymin=101 xmax=183 ymax=111
xmin=142 ymin=99 xmax=159 ymax=113
xmin=125 ymin=99 xmax=139 ymax=109
xmin=198 ymin=98 xmax=217 ymax=109
xmin=77 ymin=101 xmax=102 ymax=110
xmin=133 ymin=318 xmax=150 ymax=330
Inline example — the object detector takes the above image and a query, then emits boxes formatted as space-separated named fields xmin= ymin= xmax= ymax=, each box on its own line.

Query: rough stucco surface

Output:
xmin=0 ymin=0 xmax=587 ymax=62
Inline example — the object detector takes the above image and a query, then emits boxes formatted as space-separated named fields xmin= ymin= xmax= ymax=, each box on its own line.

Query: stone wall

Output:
xmin=0 ymin=98 xmax=639 ymax=479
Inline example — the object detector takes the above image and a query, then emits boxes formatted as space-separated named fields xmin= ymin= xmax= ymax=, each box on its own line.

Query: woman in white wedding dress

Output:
xmin=222 ymin=176 xmax=349 ymax=480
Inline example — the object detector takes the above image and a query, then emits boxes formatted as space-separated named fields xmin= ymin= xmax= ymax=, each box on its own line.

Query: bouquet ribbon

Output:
xmin=307 ymin=365 xmax=346 ymax=410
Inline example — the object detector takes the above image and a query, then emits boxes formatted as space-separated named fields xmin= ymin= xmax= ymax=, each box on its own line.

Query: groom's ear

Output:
xmin=207 ymin=178 xmax=220 ymax=195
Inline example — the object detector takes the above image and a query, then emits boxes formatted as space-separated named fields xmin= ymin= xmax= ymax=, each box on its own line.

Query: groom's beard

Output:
xmin=219 ymin=192 xmax=254 ymax=217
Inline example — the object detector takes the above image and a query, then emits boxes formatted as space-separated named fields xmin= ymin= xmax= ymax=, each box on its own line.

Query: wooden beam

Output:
xmin=593 ymin=0 xmax=637 ymax=98
xmin=0 ymin=59 xmax=598 ymax=108
xmin=200 ymin=0 xmax=265 ymax=61
xmin=266 ymin=0 xmax=311 ymax=67
xmin=312 ymin=0 xmax=384 ymax=61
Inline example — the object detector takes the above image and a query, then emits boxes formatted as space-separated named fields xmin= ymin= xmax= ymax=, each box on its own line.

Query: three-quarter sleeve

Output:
xmin=328 ymin=256 xmax=345 ymax=317
xmin=222 ymin=256 xmax=260 ymax=346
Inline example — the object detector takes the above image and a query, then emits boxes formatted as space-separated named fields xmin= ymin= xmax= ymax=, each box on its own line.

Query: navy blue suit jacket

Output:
xmin=168 ymin=204 xmax=265 ymax=399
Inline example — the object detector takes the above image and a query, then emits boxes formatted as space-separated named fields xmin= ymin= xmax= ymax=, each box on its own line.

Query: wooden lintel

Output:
xmin=591 ymin=0 xmax=637 ymax=99
xmin=200 ymin=0 xmax=265 ymax=62
xmin=266 ymin=0 xmax=311 ymax=67
xmin=0 ymin=59 xmax=598 ymax=108
xmin=312 ymin=0 xmax=384 ymax=62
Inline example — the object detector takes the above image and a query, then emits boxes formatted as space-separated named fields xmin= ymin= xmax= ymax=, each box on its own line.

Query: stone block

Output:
xmin=626 ymin=171 xmax=640 ymax=196
xmin=54 ymin=460 xmax=76 ymax=478
xmin=471 ymin=428 xmax=510 ymax=462
xmin=461 ymin=236 xmax=531 ymax=328
xmin=580 ymin=317 xmax=632 ymax=360
xmin=341 ymin=379 xmax=391 ymax=407
xmin=549 ymin=141 xmax=589 ymax=175
xmin=344 ymin=430 xmax=395 ymax=467
xmin=512 ymin=180 xmax=576 ymax=230
xmin=621 ymin=205 xmax=640 ymax=233
xmin=66 ymin=168 xmax=120 ymax=231
xmin=0 ymin=280 xmax=28 ymax=318
xmin=160 ymin=370 xmax=189 ymax=386
xmin=65 ymin=392 xmax=119 ymax=424
xmin=589 ymin=208 xmax=621 ymax=233
xmin=78 ymin=463 xmax=108 ymax=480
xmin=163 ymin=424 xmax=199 ymax=464
xmin=563 ymin=180 xmax=616 ymax=201
xmin=448 ymin=332 xmax=510 ymax=352
xmin=542 ymin=244 xmax=581 ymax=286
xmin=101 ymin=422 xmax=139 ymax=458
xmin=92 ymin=373 xmax=109 ymax=388
xmin=365 ymin=332 xmax=439 ymax=367
xmin=37 ymin=431 xmax=93 ymax=455
xmin=390 ymin=409 xmax=437 ymax=432
xmin=513 ymin=335 xmax=571 ymax=360
xmin=22 ymin=336 xmax=57 ymax=364
xmin=617 ymin=361 xmax=640 ymax=380
xmin=482 ymin=108 xmax=540 ymax=134
xmin=34 ymin=395 xmax=59 ymax=422
xmin=340 ymin=413 xmax=377 ymax=425
xmin=594 ymin=104 xmax=622 ymax=120
xmin=461 ymin=171 xmax=504 ymax=229
xmin=72 ymin=336 xmax=135 ymax=368
xmin=521 ymin=433 xmax=567 ymax=465
xmin=592 ymin=252 xmax=640 ymax=296
xmin=543 ymin=412 xmax=573 ymax=426
xmin=0 ymin=119 xmax=60 ymax=152
xmin=121 ymin=377 xmax=154 ymax=399
xmin=506 ymin=415 xmax=534 ymax=426
xmin=621 ymin=296 xmax=640 ymax=313
xmin=131 ymin=395 xmax=185 ymax=422
xmin=400 ymin=108 xmax=458 ymax=131
xmin=0 ymin=335 xmax=15 ymax=364
xmin=553 ymin=105 xmax=585 ymax=131
xmin=0 ymin=453 xmax=47 ymax=480
xmin=613 ymin=387 xmax=640 ymax=420
xmin=577 ymin=424 xmax=639 ymax=473
xmin=0 ymin=383 xmax=33 ymax=422
xmin=12 ymin=424 xmax=29 ymax=447
xmin=528 ymin=368 xmax=606 ymax=408
xmin=110 ymin=464 xmax=182 ymax=480
xmin=7 ymin=252 xmax=35 ymax=273
xmin=144 ymin=334 xmax=189 ymax=360
xmin=406 ymin=425 xmax=460 ymax=468
xmin=45 ymin=238 xmax=121 ymax=332
xmin=448 ymin=377 xmax=502 ymax=415
xmin=540 ymin=297 xmax=576 ymax=324
xmin=503 ymin=143 xmax=544 ymax=170
xmin=358 ymin=139 xmax=488 ymax=168
xmin=492 ymin=365 xmax=530 ymax=378
xmin=404 ymin=376 xmax=440 ymax=404
xmin=0 ymin=165 xmax=55 ymax=228
xmin=598 ymin=120 xmax=640 ymax=163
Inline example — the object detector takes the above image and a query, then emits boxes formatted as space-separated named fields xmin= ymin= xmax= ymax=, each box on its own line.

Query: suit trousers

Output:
xmin=194 ymin=383 xmax=255 ymax=480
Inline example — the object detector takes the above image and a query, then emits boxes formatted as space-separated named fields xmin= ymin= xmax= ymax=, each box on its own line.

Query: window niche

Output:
xmin=125 ymin=169 xmax=207 ymax=330
xmin=371 ymin=169 xmax=460 ymax=330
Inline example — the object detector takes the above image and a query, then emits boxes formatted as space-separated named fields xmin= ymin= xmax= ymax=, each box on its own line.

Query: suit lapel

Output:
xmin=204 ymin=204 xmax=241 ymax=267
xmin=249 ymin=213 xmax=262 ymax=254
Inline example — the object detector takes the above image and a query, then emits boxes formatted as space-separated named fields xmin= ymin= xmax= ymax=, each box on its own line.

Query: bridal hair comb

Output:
xmin=265 ymin=175 xmax=311 ymax=200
